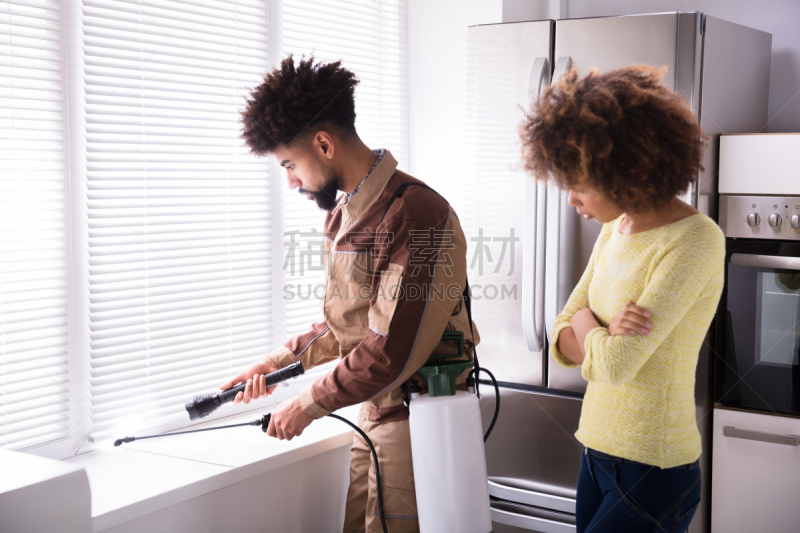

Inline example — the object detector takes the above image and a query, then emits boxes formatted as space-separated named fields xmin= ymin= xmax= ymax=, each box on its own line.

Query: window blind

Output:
xmin=0 ymin=0 xmax=71 ymax=450
xmin=281 ymin=0 xmax=408 ymax=339
xmin=81 ymin=0 xmax=273 ymax=438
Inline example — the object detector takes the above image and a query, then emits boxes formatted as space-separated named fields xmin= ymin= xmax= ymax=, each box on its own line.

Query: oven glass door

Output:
xmin=716 ymin=239 xmax=800 ymax=415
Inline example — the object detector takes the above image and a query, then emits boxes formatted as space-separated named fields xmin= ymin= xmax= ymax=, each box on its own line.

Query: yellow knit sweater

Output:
xmin=552 ymin=213 xmax=725 ymax=468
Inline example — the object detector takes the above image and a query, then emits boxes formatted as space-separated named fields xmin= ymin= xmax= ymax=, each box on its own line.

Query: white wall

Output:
xmin=407 ymin=0 xmax=503 ymax=203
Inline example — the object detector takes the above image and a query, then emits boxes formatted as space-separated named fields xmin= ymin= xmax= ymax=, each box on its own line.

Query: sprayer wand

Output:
xmin=114 ymin=414 xmax=272 ymax=447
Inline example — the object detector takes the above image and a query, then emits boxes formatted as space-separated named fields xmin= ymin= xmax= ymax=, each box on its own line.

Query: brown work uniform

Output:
xmin=266 ymin=150 xmax=477 ymax=533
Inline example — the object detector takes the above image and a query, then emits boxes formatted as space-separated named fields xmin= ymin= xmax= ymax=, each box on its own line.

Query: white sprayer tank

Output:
xmin=409 ymin=390 xmax=493 ymax=533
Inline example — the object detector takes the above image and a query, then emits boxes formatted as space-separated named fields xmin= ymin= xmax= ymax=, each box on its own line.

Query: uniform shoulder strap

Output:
xmin=378 ymin=181 xmax=480 ymax=389
xmin=379 ymin=181 xmax=435 ymax=223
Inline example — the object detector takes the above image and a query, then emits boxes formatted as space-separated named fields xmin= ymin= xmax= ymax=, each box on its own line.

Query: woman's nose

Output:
xmin=568 ymin=191 xmax=581 ymax=208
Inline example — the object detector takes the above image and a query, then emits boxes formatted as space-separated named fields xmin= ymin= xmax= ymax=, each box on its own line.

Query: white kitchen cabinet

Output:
xmin=712 ymin=407 xmax=800 ymax=533
xmin=719 ymin=134 xmax=800 ymax=195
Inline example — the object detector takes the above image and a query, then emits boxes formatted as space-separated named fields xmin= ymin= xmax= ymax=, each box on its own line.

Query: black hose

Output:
xmin=476 ymin=368 xmax=500 ymax=442
xmin=327 ymin=413 xmax=388 ymax=533
xmin=114 ymin=412 xmax=389 ymax=533
xmin=463 ymin=283 xmax=480 ymax=400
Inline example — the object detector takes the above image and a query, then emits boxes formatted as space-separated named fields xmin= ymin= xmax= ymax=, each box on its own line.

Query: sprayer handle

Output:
xmin=218 ymin=381 xmax=247 ymax=403
xmin=219 ymin=362 xmax=305 ymax=404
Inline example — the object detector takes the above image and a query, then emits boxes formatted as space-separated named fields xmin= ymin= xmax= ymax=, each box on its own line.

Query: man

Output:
xmin=221 ymin=56 xmax=477 ymax=533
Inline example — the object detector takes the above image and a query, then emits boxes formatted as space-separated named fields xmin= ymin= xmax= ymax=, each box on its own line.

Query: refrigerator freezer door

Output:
xmin=482 ymin=386 xmax=583 ymax=529
xmin=545 ymin=13 xmax=697 ymax=392
xmin=467 ymin=21 xmax=554 ymax=387
xmin=555 ymin=13 xmax=681 ymax=84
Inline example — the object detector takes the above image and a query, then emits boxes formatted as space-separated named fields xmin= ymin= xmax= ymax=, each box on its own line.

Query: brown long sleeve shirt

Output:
xmin=267 ymin=150 xmax=477 ymax=421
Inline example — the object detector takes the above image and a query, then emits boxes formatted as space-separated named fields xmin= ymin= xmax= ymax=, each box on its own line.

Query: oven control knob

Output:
xmin=746 ymin=213 xmax=761 ymax=227
xmin=768 ymin=213 xmax=783 ymax=227
xmin=791 ymin=214 xmax=800 ymax=229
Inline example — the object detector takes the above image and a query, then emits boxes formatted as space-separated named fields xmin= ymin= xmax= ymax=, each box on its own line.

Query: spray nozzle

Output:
xmin=466 ymin=376 xmax=475 ymax=394
xmin=408 ymin=380 xmax=422 ymax=400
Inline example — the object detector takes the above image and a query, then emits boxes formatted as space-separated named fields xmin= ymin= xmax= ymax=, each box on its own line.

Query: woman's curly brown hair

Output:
xmin=520 ymin=65 xmax=707 ymax=212
xmin=241 ymin=55 xmax=359 ymax=155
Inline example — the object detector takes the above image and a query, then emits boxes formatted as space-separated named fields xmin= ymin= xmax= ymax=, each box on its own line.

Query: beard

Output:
xmin=300 ymin=161 xmax=340 ymax=211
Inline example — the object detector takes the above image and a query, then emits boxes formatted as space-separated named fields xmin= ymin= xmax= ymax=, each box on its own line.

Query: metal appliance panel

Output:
xmin=711 ymin=408 xmax=800 ymax=533
xmin=700 ymin=18 xmax=772 ymax=219
xmin=554 ymin=13 xmax=679 ymax=81
xmin=467 ymin=21 xmax=554 ymax=387
xmin=491 ymin=499 xmax=576 ymax=533
xmin=696 ymin=22 xmax=771 ymax=533
xmin=545 ymin=13 xmax=685 ymax=392
xmin=719 ymin=195 xmax=800 ymax=242
xmin=481 ymin=386 xmax=583 ymax=531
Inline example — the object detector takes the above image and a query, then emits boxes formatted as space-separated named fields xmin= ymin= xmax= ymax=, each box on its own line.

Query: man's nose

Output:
xmin=286 ymin=173 xmax=302 ymax=190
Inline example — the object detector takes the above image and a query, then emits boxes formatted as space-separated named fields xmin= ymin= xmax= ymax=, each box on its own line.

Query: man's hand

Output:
xmin=219 ymin=359 xmax=281 ymax=404
xmin=267 ymin=398 xmax=313 ymax=441
xmin=609 ymin=300 xmax=654 ymax=337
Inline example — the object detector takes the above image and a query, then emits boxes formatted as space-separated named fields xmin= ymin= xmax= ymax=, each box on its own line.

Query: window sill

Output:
xmin=63 ymin=405 xmax=358 ymax=532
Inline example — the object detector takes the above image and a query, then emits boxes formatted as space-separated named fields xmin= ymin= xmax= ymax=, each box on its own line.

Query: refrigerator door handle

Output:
xmin=522 ymin=57 xmax=550 ymax=352
xmin=527 ymin=57 xmax=551 ymax=110
xmin=544 ymin=57 xmax=574 ymax=343
xmin=730 ymin=253 xmax=800 ymax=271
xmin=490 ymin=507 xmax=576 ymax=533
xmin=551 ymin=57 xmax=573 ymax=87
xmin=488 ymin=480 xmax=575 ymax=514
xmin=723 ymin=426 xmax=800 ymax=446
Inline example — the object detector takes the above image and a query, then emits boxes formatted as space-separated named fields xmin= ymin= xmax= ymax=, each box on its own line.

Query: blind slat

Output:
xmin=0 ymin=0 xmax=70 ymax=451
xmin=83 ymin=0 xmax=273 ymax=436
xmin=2 ymin=0 xmax=408 ymax=448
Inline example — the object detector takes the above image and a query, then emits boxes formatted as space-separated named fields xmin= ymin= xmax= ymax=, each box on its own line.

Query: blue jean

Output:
xmin=576 ymin=448 xmax=702 ymax=533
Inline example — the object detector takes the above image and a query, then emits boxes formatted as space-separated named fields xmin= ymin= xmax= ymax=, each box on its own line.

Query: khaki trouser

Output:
xmin=343 ymin=402 xmax=419 ymax=533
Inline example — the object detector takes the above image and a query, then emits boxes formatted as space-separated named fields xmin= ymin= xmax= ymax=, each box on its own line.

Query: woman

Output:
xmin=520 ymin=65 xmax=725 ymax=533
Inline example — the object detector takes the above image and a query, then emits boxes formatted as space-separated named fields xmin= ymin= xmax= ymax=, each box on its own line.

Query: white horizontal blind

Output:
xmin=0 ymin=0 xmax=70 ymax=450
xmin=82 ymin=0 xmax=273 ymax=438
xmin=281 ymin=0 xmax=408 ymax=338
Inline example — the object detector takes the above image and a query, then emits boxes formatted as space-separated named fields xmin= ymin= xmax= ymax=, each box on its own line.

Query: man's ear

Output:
xmin=314 ymin=131 xmax=335 ymax=160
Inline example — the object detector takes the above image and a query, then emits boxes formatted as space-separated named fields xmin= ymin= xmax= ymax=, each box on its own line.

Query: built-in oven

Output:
xmin=715 ymin=195 xmax=800 ymax=416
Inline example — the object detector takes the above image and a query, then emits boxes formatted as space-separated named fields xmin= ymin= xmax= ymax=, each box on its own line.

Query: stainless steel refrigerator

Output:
xmin=465 ymin=13 xmax=771 ymax=533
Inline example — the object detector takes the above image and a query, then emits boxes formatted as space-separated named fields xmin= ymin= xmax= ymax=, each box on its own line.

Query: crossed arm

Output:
xmin=552 ymin=232 xmax=719 ymax=385
xmin=556 ymin=302 xmax=655 ymax=365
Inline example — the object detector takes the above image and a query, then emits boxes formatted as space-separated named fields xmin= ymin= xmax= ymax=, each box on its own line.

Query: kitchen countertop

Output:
xmin=64 ymin=405 xmax=358 ymax=532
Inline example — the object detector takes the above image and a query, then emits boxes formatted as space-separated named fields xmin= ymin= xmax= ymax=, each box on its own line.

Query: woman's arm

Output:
xmin=551 ymin=225 xmax=610 ymax=368
xmin=556 ymin=327 xmax=585 ymax=364
xmin=580 ymin=233 xmax=724 ymax=385
xmin=562 ymin=303 xmax=656 ymax=365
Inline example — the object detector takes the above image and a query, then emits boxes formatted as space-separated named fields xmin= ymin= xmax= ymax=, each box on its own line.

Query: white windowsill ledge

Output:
xmin=63 ymin=405 xmax=358 ymax=532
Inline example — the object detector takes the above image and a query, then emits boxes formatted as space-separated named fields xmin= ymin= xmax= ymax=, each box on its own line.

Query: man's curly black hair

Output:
xmin=241 ymin=55 xmax=359 ymax=155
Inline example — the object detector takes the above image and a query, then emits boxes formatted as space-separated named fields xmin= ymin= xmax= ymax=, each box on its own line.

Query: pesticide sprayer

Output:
xmin=114 ymin=337 xmax=500 ymax=533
